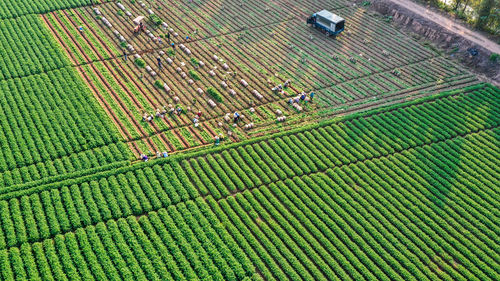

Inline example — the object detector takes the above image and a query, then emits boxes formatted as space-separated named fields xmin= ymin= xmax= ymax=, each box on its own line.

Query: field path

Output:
xmin=387 ymin=0 xmax=500 ymax=54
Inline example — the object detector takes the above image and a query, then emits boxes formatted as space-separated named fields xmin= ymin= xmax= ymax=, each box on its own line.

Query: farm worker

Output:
xmin=185 ymin=35 xmax=190 ymax=41
xmin=123 ymin=50 xmax=127 ymax=61
xmin=288 ymin=98 xmax=293 ymax=104
xmin=141 ymin=154 xmax=149 ymax=162
xmin=219 ymin=133 xmax=224 ymax=141
xmin=162 ymin=151 xmax=169 ymax=158
xmin=157 ymin=57 xmax=162 ymax=69
xmin=193 ymin=117 xmax=198 ymax=124
xmin=158 ymin=37 xmax=162 ymax=44
xmin=197 ymin=111 xmax=202 ymax=118
xmin=214 ymin=135 xmax=220 ymax=145
xmin=177 ymin=106 xmax=183 ymax=114
xmin=310 ymin=92 xmax=315 ymax=101
xmin=167 ymin=32 xmax=170 ymax=42
xmin=233 ymin=112 xmax=240 ymax=123
xmin=156 ymin=151 xmax=161 ymax=158
xmin=78 ymin=26 xmax=84 ymax=32
xmin=300 ymin=93 xmax=306 ymax=101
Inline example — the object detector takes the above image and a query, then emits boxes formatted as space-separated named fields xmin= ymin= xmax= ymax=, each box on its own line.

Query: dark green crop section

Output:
xmin=0 ymin=15 xmax=70 ymax=80
xmin=0 ymin=84 xmax=497 ymax=280
xmin=0 ymin=0 xmax=99 ymax=19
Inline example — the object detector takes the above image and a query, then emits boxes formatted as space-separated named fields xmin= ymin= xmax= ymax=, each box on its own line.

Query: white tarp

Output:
xmin=133 ymin=16 xmax=145 ymax=25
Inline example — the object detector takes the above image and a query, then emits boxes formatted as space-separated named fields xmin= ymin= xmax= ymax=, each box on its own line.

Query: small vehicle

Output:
xmin=307 ymin=10 xmax=345 ymax=37
xmin=133 ymin=16 xmax=146 ymax=33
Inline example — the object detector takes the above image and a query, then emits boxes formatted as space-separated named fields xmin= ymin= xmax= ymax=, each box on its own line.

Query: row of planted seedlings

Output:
xmin=208 ymin=129 xmax=498 ymax=281
xmin=46 ymin=11 xmax=99 ymax=62
xmin=315 ymin=56 xmax=464 ymax=107
xmin=95 ymin=0 xmax=302 ymax=118
xmin=61 ymin=8 xmax=122 ymax=59
xmin=400 ymin=57 xmax=470 ymax=86
xmin=62 ymin=6 xmax=192 ymax=152
xmin=283 ymin=0 xmax=347 ymax=16
xmin=0 ymin=68 xmax=123 ymax=168
xmin=41 ymin=9 xmax=154 ymax=154
xmin=183 ymin=84 xmax=499 ymax=202
xmin=370 ymin=142 xmax=499 ymax=280
xmin=132 ymin=47 xmax=237 ymax=143
xmin=196 ymin=36 xmax=302 ymax=130
xmin=160 ymin=0 xmax=290 ymax=38
xmin=202 ymin=102 xmax=500 ymax=280
xmin=40 ymin=13 xmax=86 ymax=65
xmin=328 ymin=4 xmax=433 ymax=66
xmin=85 ymin=2 xmax=234 ymax=134
xmin=294 ymin=7 xmax=435 ymax=83
xmin=87 ymin=0 xmax=328 ymax=135
xmin=56 ymin=10 xmax=111 ymax=61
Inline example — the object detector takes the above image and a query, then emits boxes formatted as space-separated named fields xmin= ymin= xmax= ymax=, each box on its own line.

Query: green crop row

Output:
xmin=203 ymin=126 xmax=498 ymax=281
xmin=0 ymin=16 xmax=69 ymax=79
xmin=0 ymin=84 xmax=497 ymax=280
xmin=181 ymin=84 xmax=498 ymax=199
xmin=0 ymin=68 xmax=122 ymax=173
xmin=0 ymin=0 xmax=96 ymax=19
xmin=0 ymin=199 xmax=256 ymax=280
xmin=0 ymin=142 xmax=132 ymax=190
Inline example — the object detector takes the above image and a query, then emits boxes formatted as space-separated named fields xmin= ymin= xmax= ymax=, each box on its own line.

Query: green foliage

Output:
xmin=0 ymin=0 xmax=94 ymax=19
xmin=188 ymin=70 xmax=201 ymax=80
xmin=206 ymin=87 xmax=223 ymax=102
xmin=135 ymin=58 xmax=146 ymax=68
xmin=0 ymin=82 xmax=498 ymax=281
xmin=149 ymin=14 xmax=163 ymax=26
xmin=154 ymin=80 xmax=164 ymax=89
xmin=475 ymin=0 xmax=496 ymax=28
xmin=190 ymin=57 xmax=199 ymax=66
xmin=490 ymin=53 xmax=499 ymax=62
xmin=0 ymin=16 xmax=70 ymax=80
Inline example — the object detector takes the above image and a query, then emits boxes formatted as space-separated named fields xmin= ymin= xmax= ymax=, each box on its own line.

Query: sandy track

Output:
xmin=387 ymin=0 xmax=500 ymax=54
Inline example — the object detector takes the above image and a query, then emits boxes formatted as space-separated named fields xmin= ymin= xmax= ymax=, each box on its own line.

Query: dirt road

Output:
xmin=387 ymin=0 xmax=500 ymax=54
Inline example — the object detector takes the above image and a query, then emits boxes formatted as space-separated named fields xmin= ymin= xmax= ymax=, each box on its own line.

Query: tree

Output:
xmin=475 ymin=0 xmax=495 ymax=28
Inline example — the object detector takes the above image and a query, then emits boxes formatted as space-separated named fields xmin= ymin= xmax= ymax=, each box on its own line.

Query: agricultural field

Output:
xmin=0 ymin=0 xmax=498 ymax=280
xmin=41 ymin=0 xmax=478 ymax=155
